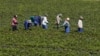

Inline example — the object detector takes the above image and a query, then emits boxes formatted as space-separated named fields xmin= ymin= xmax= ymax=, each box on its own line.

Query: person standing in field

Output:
xmin=63 ymin=17 xmax=70 ymax=33
xmin=11 ymin=15 xmax=18 ymax=31
xmin=55 ymin=13 xmax=62 ymax=29
xmin=41 ymin=15 xmax=48 ymax=29
xmin=77 ymin=16 xmax=84 ymax=32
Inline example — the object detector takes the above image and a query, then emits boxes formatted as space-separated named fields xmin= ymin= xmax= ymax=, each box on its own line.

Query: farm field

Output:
xmin=0 ymin=0 xmax=100 ymax=56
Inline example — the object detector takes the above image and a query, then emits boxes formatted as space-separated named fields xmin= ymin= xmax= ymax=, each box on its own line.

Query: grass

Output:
xmin=0 ymin=0 xmax=100 ymax=56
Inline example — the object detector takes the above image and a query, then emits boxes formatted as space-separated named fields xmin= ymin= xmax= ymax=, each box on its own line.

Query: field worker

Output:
xmin=41 ymin=16 xmax=48 ymax=29
xmin=63 ymin=17 xmax=70 ymax=33
xmin=38 ymin=16 xmax=42 ymax=26
xmin=34 ymin=16 xmax=40 ymax=26
xmin=24 ymin=20 xmax=28 ymax=30
xmin=78 ymin=16 xmax=84 ymax=32
xmin=55 ymin=13 xmax=62 ymax=29
xmin=24 ymin=20 xmax=32 ymax=30
xmin=11 ymin=15 xmax=18 ymax=31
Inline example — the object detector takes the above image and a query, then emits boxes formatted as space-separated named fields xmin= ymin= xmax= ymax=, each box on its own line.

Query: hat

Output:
xmin=14 ymin=15 xmax=17 ymax=18
xmin=66 ymin=17 xmax=70 ymax=20
xmin=58 ymin=13 xmax=62 ymax=17
xmin=80 ymin=16 xmax=83 ymax=19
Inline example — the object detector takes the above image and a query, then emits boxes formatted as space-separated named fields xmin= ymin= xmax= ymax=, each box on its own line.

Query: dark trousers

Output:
xmin=24 ymin=23 xmax=32 ymax=30
xmin=65 ymin=26 xmax=70 ymax=33
xmin=28 ymin=23 xmax=32 ymax=29
xmin=12 ymin=25 xmax=17 ymax=31
xmin=34 ymin=23 xmax=38 ymax=26
xmin=78 ymin=28 xmax=83 ymax=32
xmin=56 ymin=23 xmax=60 ymax=29
xmin=42 ymin=25 xmax=47 ymax=29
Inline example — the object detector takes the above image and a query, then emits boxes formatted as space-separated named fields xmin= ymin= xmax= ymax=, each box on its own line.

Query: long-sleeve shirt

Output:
xmin=56 ymin=15 xmax=62 ymax=24
xmin=42 ymin=16 xmax=48 ymax=25
xmin=63 ymin=20 xmax=70 ymax=27
xmin=78 ymin=19 xmax=83 ymax=28
xmin=12 ymin=18 xmax=18 ymax=26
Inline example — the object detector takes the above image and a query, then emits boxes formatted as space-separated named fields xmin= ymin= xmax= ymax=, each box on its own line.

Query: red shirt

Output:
xmin=12 ymin=17 xmax=18 ymax=26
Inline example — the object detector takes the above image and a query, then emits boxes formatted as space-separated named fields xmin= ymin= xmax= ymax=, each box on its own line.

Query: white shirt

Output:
xmin=78 ymin=19 xmax=83 ymax=28
xmin=56 ymin=15 xmax=62 ymax=24
xmin=27 ymin=20 xmax=32 ymax=23
xmin=42 ymin=16 xmax=48 ymax=25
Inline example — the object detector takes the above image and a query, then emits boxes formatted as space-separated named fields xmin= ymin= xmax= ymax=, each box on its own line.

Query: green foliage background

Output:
xmin=0 ymin=0 xmax=100 ymax=56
